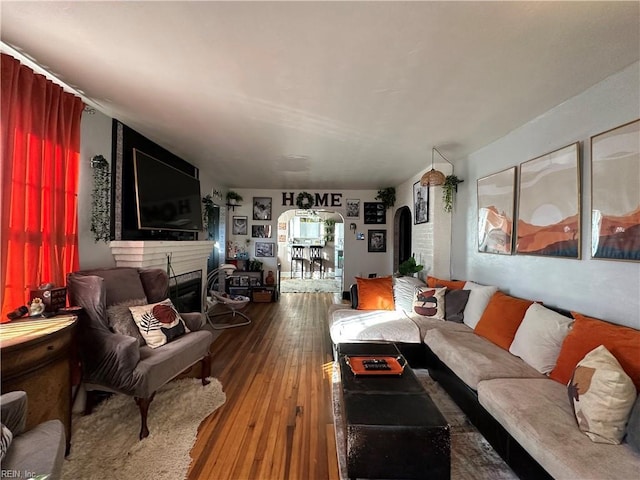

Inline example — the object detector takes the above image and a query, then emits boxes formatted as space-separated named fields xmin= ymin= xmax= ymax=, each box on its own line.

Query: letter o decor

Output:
xmin=296 ymin=192 xmax=315 ymax=209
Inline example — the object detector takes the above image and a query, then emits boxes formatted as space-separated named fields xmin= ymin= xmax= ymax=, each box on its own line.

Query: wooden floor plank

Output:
xmin=187 ymin=292 xmax=340 ymax=480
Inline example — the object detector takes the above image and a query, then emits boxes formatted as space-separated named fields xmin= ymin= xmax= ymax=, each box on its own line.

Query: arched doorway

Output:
xmin=394 ymin=206 xmax=412 ymax=272
xmin=276 ymin=209 xmax=344 ymax=294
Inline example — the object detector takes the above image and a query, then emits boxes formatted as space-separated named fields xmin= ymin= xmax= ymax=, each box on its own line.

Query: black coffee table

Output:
xmin=337 ymin=343 xmax=450 ymax=480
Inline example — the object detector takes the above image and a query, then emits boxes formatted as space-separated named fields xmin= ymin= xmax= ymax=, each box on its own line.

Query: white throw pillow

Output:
xmin=412 ymin=286 xmax=447 ymax=320
xmin=509 ymin=303 xmax=574 ymax=374
xmin=129 ymin=299 xmax=190 ymax=348
xmin=462 ymin=281 xmax=498 ymax=329
xmin=569 ymin=345 xmax=636 ymax=444
xmin=393 ymin=276 xmax=426 ymax=314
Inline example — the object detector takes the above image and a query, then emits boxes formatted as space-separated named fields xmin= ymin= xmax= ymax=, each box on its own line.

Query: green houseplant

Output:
xmin=375 ymin=187 xmax=396 ymax=209
xmin=442 ymin=175 xmax=463 ymax=213
xmin=398 ymin=256 xmax=424 ymax=276
xmin=201 ymin=194 xmax=216 ymax=231
xmin=226 ymin=190 xmax=243 ymax=205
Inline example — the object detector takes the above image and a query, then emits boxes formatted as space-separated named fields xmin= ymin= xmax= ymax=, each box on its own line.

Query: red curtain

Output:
xmin=1 ymin=53 xmax=84 ymax=320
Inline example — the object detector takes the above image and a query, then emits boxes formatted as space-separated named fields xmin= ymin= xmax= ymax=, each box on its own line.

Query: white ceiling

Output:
xmin=2 ymin=1 xmax=639 ymax=190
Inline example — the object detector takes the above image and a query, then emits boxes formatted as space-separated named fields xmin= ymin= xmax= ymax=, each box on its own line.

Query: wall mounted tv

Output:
xmin=133 ymin=149 xmax=203 ymax=232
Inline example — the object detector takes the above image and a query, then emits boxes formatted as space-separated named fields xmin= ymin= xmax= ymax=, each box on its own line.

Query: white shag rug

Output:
xmin=280 ymin=278 xmax=342 ymax=293
xmin=62 ymin=377 xmax=225 ymax=480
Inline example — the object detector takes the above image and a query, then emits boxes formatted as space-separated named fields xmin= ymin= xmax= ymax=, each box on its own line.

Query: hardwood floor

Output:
xmin=187 ymin=292 xmax=343 ymax=480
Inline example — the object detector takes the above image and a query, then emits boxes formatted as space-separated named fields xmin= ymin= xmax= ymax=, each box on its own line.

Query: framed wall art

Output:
xmin=255 ymin=242 xmax=275 ymax=257
xmin=413 ymin=181 xmax=429 ymax=224
xmin=251 ymin=225 xmax=272 ymax=238
xmin=591 ymin=119 xmax=640 ymax=261
xmin=232 ymin=216 xmax=248 ymax=235
xmin=252 ymin=197 xmax=272 ymax=221
xmin=367 ymin=229 xmax=386 ymax=252
xmin=516 ymin=143 xmax=581 ymax=258
xmin=363 ymin=202 xmax=385 ymax=224
xmin=346 ymin=199 xmax=360 ymax=218
xmin=477 ymin=167 xmax=516 ymax=254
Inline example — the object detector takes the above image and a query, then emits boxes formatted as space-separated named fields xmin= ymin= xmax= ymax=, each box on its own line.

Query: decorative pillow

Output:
xmin=550 ymin=312 xmax=640 ymax=390
xmin=461 ymin=281 xmax=499 ymax=329
xmin=474 ymin=292 xmax=533 ymax=350
xmin=129 ymin=299 xmax=190 ymax=348
xmin=509 ymin=303 xmax=574 ymax=374
xmin=0 ymin=423 xmax=12 ymax=462
xmin=568 ymin=345 xmax=636 ymax=444
xmin=393 ymin=276 xmax=426 ymax=313
xmin=107 ymin=298 xmax=148 ymax=345
xmin=427 ymin=276 xmax=466 ymax=290
xmin=413 ymin=287 xmax=446 ymax=319
xmin=356 ymin=276 xmax=395 ymax=311
xmin=444 ymin=289 xmax=471 ymax=323
xmin=626 ymin=395 xmax=640 ymax=453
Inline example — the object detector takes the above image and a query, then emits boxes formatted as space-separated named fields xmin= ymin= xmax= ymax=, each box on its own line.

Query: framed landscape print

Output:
xmin=255 ymin=242 xmax=275 ymax=257
xmin=346 ymin=199 xmax=360 ymax=218
xmin=251 ymin=225 xmax=272 ymax=238
xmin=232 ymin=216 xmax=248 ymax=235
xmin=516 ymin=143 xmax=581 ymax=258
xmin=477 ymin=167 xmax=516 ymax=254
xmin=413 ymin=181 xmax=429 ymax=224
xmin=591 ymin=119 xmax=640 ymax=261
xmin=252 ymin=197 xmax=272 ymax=221
xmin=367 ymin=229 xmax=386 ymax=252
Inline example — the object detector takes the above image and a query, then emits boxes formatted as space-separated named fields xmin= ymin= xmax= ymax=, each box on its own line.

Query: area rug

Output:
xmin=62 ymin=377 xmax=226 ymax=480
xmin=280 ymin=277 xmax=342 ymax=293
xmin=332 ymin=366 xmax=517 ymax=480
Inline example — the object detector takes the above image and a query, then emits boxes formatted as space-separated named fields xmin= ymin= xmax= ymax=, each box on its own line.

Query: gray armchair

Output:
xmin=1 ymin=391 xmax=65 ymax=480
xmin=67 ymin=267 xmax=213 ymax=439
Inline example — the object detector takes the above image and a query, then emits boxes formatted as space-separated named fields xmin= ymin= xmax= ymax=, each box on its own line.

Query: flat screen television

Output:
xmin=133 ymin=149 xmax=203 ymax=232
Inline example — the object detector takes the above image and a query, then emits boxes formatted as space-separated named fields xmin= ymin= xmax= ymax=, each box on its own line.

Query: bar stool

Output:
xmin=291 ymin=245 xmax=305 ymax=278
xmin=309 ymin=245 xmax=324 ymax=279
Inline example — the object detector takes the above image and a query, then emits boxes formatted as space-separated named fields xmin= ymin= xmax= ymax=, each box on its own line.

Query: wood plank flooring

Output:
xmin=187 ymin=292 xmax=343 ymax=480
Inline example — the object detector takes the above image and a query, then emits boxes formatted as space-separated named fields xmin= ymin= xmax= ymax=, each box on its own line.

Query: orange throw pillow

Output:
xmin=356 ymin=276 xmax=395 ymax=311
xmin=474 ymin=292 xmax=533 ymax=350
xmin=550 ymin=313 xmax=640 ymax=390
xmin=426 ymin=276 xmax=466 ymax=291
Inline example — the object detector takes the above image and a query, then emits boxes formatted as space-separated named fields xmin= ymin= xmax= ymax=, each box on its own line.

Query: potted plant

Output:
xmin=375 ymin=187 xmax=396 ymax=209
xmin=442 ymin=175 xmax=463 ymax=213
xmin=226 ymin=190 xmax=243 ymax=205
xmin=398 ymin=256 xmax=424 ymax=276
xmin=247 ymin=259 xmax=263 ymax=272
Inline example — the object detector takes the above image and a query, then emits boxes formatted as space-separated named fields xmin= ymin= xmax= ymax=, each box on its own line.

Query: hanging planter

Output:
xmin=442 ymin=175 xmax=464 ymax=213
xmin=375 ymin=187 xmax=396 ymax=209
xmin=202 ymin=194 xmax=216 ymax=232
xmin=90 ymin=155 xmax=111 ymax=243
xmin=296 ymin=191 xmax=315 ymax=209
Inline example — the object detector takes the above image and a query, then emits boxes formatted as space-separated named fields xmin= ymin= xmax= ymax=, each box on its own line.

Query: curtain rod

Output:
xmin=1 ymin=41 xmax=104 ymax=112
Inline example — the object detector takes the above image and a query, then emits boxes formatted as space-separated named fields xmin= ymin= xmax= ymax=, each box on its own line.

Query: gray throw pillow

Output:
xmin=444 ymin=289 xmax=471 ymax=323
xmin=107 ymin=298 xmax=148 ymax=345
xmin=626 ymin=394 xmax=640 ymax=452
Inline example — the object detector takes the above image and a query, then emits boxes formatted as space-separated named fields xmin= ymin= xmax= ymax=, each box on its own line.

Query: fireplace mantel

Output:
xmin=109 ymin=240 xmax=214 ymax=275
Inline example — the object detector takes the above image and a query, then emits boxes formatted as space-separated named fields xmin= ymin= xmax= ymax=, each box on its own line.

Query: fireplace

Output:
xmin=109 ymin=240 xmax=214 ymax=313
xmin=169 ymin=270 xmax=202 ymax=313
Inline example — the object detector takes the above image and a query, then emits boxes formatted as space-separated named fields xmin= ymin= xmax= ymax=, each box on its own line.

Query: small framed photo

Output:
xmin=253 ymin=197 xmax=272 ymax=220
xmin=232 ymin=216 xmax=248 ymax=235
xmin=255 ymin=242 xmax=275 ymax=257
xmin=356 ymin=232 xmax=365 ymax=241
xmin=368 ymin=229 xmax=386 ymax=252
xmin=239 ymin=275 xmax=249 ymax=286
xmin=346 ymin=199 xmax=360 ymax=218
xmin=413 ymin=182 xmax=429 ymax=224
xmin=252 ymin=225 xmax=272 ymax=238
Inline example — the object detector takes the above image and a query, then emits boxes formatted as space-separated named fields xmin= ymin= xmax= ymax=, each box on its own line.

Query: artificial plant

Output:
xmin=375 ymin=187 xmax=396 ymax=209
xmin=442 ymin=175 xmax=464 ymax=213
xmin=398 ymin=255 xmax=424 ymax=276
xmin=226 ymin=191 xmax=243 ymax=203
xmin=90 ymin=155 xmax=111 ymax=242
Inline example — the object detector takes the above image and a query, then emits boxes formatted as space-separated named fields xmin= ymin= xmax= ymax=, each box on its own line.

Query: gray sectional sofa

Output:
xmin=327 ymin=276 xmax=640 ymax=479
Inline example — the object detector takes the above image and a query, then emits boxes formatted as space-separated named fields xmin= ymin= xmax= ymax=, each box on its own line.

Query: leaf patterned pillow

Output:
xmin=129 ymin=299 xmax=189 ymax=348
